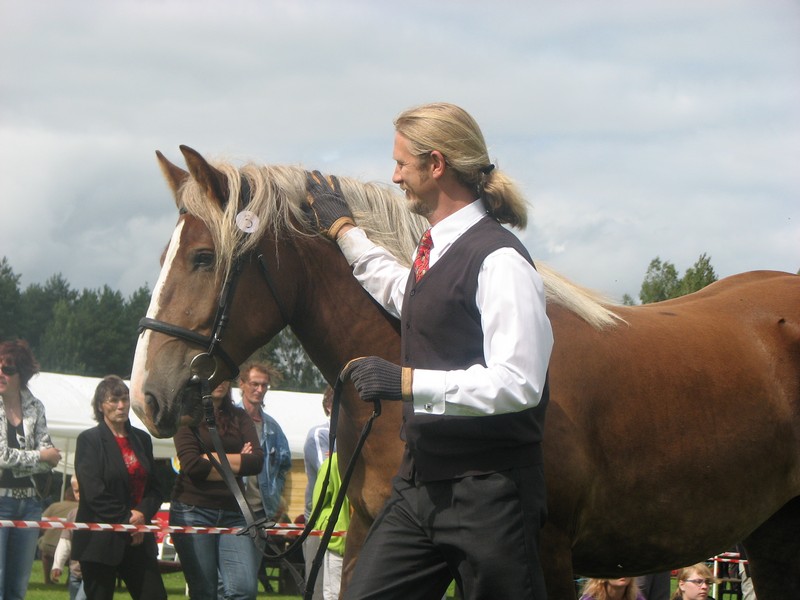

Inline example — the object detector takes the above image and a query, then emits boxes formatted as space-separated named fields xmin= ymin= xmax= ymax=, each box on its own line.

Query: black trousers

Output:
xmin=80 ymin=542 xmax=167 ymax=600
xmin=344 ymin=465 xmax=548 ymax=600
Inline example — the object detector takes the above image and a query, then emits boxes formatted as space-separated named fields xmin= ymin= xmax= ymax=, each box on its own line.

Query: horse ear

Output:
xmin=179 ymin=145 xmax=229 ymax=209
xmin=156 ymin=150 xmax=189 ymax=205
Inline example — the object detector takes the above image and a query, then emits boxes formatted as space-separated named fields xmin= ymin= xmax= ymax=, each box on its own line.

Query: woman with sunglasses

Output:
xmin=0 ymin=339 xmax=62 ymax=600
xmin=672 ymin=563 xmax=717 ymax=600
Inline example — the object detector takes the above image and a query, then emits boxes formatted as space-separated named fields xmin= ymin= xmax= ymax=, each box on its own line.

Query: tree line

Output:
xmin=0 ymin=257 xmax=325 ymax=391
xmin=622 ymin=252 xmax=718 ymax=305
xmin=1 ymin=252 xmax=721 ymax=388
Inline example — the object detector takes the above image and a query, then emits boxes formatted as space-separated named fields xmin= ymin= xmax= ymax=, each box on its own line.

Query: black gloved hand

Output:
xmin=340 ymin=356 xmax=407 ymax=402
xmin=303 ymin=170 xmax=355 ymax=239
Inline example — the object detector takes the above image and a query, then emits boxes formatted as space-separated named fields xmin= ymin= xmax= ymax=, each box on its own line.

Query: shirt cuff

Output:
xmin=337 ymin=227 xmax=375 ymax=266
xmin=401 ymin=367 xmax=414 ymax=402
xmin=411 ymin=369 xmax=446 ymax=415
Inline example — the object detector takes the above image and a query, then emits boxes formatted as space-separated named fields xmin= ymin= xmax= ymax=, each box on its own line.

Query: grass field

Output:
xmin=25 ymin=560 xmax=460 ymax=599
xmin=25 ymin=560 xmax=691 ymax=599
xmin=24 ymin=560 xmax=303 ymax=600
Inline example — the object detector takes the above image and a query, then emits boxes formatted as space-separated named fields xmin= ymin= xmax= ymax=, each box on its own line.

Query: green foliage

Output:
xmin=18 ymin=274 xmax=77 ymax=354
xmin=38 ymin=299 xmax=87 ymax=374
xmin=125 ymin=285 xmax=152 ymax=328
xmin=26 ymin=561 xmax=311 ymax=598
xmin=0 ymin=258 xmax=322 ymax=391
xmin=639 ymin=257 xmax=681 ymax=304
xmin=249 ymin=328 xmax=326 ymax=393
xmin=0 ymin=257 xmax=22 ymax=341
xmin=621 ymin=293 xmax=637 ymax=306
xmin=679 ymin=253 xmax=717 ymax=296
xmin=39 ymin=286 xmax=134 ymax=376
xmin=636 ymin=253 xmax=718 ymax=304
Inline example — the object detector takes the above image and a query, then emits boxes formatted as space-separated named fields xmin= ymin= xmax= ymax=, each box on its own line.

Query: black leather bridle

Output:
xmin=138 ymin=251 xmax=245 ymax=385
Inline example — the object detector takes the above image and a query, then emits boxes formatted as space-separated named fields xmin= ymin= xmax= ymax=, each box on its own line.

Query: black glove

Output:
xmin=340 ymin=356 xmax=407 ymax=402
xmin=303 ymin=170 xmax=355 ymax=239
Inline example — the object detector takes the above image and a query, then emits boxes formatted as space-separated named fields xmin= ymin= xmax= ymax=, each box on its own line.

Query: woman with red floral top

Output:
xmin=73 ymin=375 xmax=166 ymax=600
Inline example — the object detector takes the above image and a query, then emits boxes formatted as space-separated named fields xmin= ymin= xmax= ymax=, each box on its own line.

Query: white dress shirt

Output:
xmin=338 ymin=200 xmax=553 ymax=417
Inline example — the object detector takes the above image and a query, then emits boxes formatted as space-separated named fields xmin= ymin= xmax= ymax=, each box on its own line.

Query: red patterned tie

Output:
xmin=413 ymin=230 xmax=433 ymax=282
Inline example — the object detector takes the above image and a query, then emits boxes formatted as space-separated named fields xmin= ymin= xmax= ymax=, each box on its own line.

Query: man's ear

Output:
xmin=429 ymin=150 xmax=447 ymax=179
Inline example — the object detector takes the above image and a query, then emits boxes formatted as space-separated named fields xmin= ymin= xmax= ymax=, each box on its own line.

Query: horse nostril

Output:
xmin=145 ymin=393 xmax=160 ymax=421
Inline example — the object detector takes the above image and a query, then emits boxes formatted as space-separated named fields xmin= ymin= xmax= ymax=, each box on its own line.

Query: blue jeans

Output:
xmin=170 ymin=500 xmax=260 ymax=600
xmin=0 ymin=495 xmax=42 ymax=600
xmin=68 ymin=572 xmax=86 ymax=600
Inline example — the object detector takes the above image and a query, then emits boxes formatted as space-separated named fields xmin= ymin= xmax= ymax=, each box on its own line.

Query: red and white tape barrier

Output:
xmin=710 ymin=551 xmax=748 ymax=565
xmin=0 ymin=517 xmax=343 ymax=536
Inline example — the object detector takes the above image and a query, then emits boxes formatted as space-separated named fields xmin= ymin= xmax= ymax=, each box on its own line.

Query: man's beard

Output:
xmin=405 ymin=189 xmax=433 ymax=218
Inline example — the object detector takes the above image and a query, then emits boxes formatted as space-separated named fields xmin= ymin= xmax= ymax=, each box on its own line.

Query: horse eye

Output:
xmin=193 ymin=251 xmax=215 ymax=270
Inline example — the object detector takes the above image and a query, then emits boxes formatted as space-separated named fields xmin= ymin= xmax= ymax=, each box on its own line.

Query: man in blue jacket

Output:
xmin=238 ymin=362 xmax=292 ymax=522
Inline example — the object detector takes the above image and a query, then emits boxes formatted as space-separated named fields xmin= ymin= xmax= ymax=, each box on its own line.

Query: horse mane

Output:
xmin=178 ymin=159 xmax=620 ymax=330
xmin=536 ymin=263 xmax=623 ymax=329
xmin=179 ymin=161 xmax=426 ymax=269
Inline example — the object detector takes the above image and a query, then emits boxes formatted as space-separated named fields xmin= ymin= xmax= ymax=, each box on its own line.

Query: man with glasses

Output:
xmin=235 ymin=362 xmax=292 ymax=593
xmin=238 ymin=362 xmax=292 ymax=524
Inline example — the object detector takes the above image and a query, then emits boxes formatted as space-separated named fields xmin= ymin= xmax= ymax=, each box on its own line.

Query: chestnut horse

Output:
xmin=130 ymin=146 xmax=800 ymax=599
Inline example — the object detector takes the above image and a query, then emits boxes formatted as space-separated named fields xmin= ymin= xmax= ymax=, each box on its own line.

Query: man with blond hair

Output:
xmin=304 ymin=102 xmax=553 ymax=599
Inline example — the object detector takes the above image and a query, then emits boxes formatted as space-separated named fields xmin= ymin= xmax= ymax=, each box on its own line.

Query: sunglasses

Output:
xmin=1 ymin=365 xmax=19 ymax=376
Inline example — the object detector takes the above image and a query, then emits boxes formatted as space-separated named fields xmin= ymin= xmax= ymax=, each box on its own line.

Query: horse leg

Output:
xmin=540 ymin=522 xmax=578 ymax=600
xmin=742 ymin=496 xmax=800 ymax=599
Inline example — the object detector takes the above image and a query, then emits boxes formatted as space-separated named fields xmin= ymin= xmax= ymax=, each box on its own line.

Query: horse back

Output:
xmin=542 ymin=270 xmax=800 ymax=573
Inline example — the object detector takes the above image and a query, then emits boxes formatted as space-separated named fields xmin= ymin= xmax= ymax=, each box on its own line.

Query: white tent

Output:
xmin=27 ymin=372 xmax=329 ymax=475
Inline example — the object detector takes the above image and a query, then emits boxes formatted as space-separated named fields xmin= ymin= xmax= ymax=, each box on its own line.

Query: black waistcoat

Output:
xmin=399 ymin=216 xmax=549 ymax=482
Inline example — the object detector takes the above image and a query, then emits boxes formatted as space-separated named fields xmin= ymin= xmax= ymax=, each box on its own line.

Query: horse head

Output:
xmin=130 ymin=146 xmax=425 ymax=438
xmin=130 ymin=146 xmax=308 ymax=436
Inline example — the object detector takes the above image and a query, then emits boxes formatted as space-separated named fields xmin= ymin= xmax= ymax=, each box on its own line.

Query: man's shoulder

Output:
xmin=263 ymin=411 xmax=287 ymax=433
xmin=472 ymin=216 xmax=525 ymax=243
xmin=461 ymin=217 xmax=532 ymax=262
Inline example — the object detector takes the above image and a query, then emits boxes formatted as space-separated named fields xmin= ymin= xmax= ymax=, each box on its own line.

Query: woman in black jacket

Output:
xmin=73 ymin=375 xmax=166 ymax=600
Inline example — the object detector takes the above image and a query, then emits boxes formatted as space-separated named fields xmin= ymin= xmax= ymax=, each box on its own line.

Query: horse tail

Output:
xmin=536 ymin=262 xmax=624 ymax=330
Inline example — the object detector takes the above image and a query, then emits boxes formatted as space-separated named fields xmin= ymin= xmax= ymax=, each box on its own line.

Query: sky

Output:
xmin=1 ymin=0 xmax=798 ymax=304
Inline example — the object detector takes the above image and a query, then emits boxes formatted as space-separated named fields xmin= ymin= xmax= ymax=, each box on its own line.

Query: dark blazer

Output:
xmin=72 ymin=419 xmax=163 ymax=565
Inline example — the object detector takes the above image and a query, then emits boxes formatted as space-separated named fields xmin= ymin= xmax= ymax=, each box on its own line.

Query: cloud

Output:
xmin=1 ymin=0 xmax=798 ymax=303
